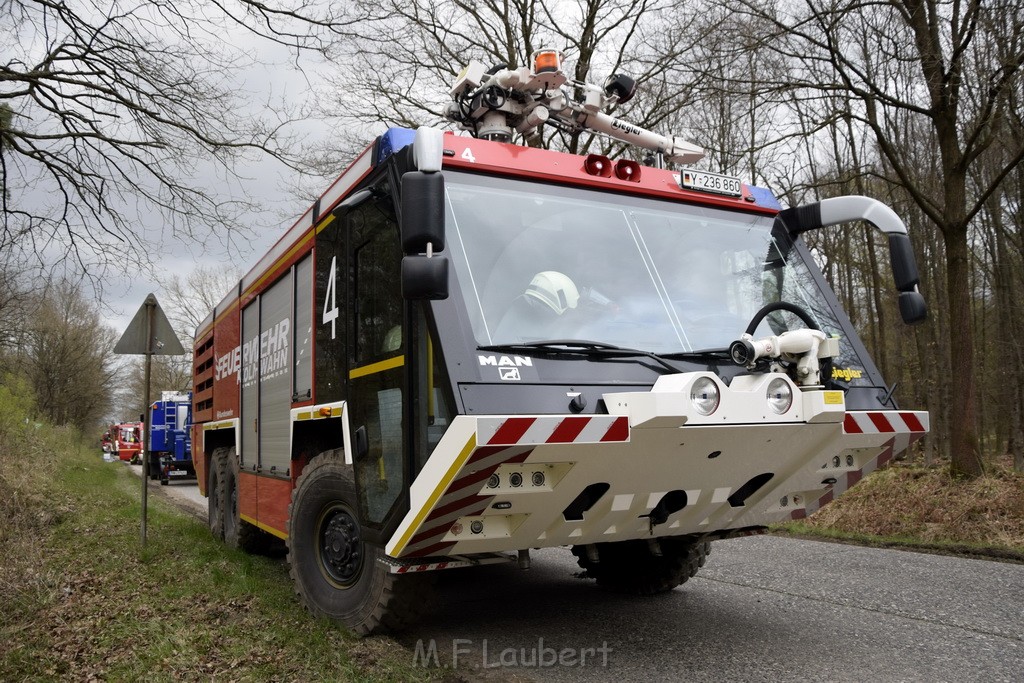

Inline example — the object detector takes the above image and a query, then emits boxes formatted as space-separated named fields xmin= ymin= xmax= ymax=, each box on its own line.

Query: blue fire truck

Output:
xmin=149 ymin=391 xmax=194 ymax=485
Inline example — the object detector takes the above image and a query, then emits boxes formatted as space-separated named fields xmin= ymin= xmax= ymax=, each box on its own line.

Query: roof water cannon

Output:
xmin=446 ymin=50 xmax=705 ymax=164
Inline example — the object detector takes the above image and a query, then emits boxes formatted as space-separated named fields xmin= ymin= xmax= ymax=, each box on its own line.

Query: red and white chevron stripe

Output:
xmin=477 ymin=415 xmax=629 ymax=446
xmin=403 ymin=415 xmax=629 ymax=557
xmin=386 ymin=552 xmax=515 ymax=574
xmin=843 ymin=411 xmax=927 ymax=435
xmin=396 ymin=561 xmax=450 ymax=573
xmin=403 ymin=444 xmax=533 ymax=557
xmin=793 ymin=411 xmax=927 ymax=520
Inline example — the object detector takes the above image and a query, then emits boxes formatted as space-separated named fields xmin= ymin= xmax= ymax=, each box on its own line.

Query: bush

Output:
xmin=0 ymin=372 xmax=36 ymax=438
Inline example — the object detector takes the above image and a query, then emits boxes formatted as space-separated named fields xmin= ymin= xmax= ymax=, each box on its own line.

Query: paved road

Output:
xmin=403 ymin=537 xmax=1023 ymax=682
xmin=115 ymin=457 xmax=1024 ymax=681
xmin=120 ymin=459 xmax=206 ymax=519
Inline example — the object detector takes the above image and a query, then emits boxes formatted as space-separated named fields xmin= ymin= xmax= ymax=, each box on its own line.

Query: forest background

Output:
xmin=2 ymin=0 xmax=1023 ymax=483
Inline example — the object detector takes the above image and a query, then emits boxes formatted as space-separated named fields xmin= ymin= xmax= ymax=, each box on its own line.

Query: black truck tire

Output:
xmin=208 ymin=448 xmax=227 ymax=541
xmin=571 ymin=537 xmax=710 ymax=595
xmin=223 ymin=447 xmax=269 ymax=553
xmin=286 ymin=449 xmax=430 ymax=635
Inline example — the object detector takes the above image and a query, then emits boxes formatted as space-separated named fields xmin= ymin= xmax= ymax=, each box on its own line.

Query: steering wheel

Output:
xmin=742 ymin=301 xmax=820 ymax=337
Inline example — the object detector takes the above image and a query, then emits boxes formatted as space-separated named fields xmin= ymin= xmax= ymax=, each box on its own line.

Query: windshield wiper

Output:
xmin=479 ymin=340 xmax=684 ymax=374
xmin=661 ymin=348 xmax=734 ymax=362
xmin=481 ymin=339 xmax=620 ymax=351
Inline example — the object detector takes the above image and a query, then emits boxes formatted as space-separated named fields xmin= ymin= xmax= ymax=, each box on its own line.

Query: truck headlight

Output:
xmin=690 ymin=377 xmax=720 ymax=415
xmin=766 ymin=377 xmax=793 ymax=414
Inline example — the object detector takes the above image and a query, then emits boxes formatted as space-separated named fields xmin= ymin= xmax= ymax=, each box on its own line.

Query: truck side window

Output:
xmin=293 ymin=255 xmax=313 ymax=400
xmin=349 ymin=205 xmax=405 ymax=526
xmin=354 ymin=224 xmax=403 ymax=363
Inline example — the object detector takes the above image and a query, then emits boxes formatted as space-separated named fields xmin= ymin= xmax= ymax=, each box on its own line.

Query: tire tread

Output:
xmin=286 ymin=449 xmax=432 ymax=635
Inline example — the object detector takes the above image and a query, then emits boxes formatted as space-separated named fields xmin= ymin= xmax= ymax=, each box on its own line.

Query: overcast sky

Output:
xmin=102 ymin=33 xmax=335 ymax=341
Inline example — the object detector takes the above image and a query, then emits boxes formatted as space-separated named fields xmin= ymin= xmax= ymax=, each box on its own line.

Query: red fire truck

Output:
xmin=192 ymin=50 xmax=929 ymax=634
xmin=112 ymin=422 xmax=144 ymax=463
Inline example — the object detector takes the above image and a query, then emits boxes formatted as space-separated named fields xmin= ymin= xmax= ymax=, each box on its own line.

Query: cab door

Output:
xmin=344 ymin=199 xmax=408 ymax=537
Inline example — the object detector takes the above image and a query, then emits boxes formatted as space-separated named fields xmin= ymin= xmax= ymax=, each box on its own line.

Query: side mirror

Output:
xmin=400 ymin=170 xmax=447 ymax=299
xmin=402 ymin=255 xmax=449 ymax=300
xmin=888 ymin=233 xmax=927 ymax=324
xmin=400 ymin=171 xmax=444 ymax=254
xmin=888 ymin=233 xmax=919 ymax=291
xmin=899 ymin=291 xmax=928 ymax=325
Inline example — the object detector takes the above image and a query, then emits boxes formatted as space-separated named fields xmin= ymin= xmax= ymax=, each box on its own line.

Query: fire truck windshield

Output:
xmin=444 ymin=171 xmax=846 ymax=357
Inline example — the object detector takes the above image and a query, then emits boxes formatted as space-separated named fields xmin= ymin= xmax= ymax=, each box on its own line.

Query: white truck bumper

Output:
xmin=387 ymin=372 xmax=928 ymax=559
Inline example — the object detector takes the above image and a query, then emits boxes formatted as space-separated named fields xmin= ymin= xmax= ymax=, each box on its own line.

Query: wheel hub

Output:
xmin=320 ymin=508 xmax=362 ymax=585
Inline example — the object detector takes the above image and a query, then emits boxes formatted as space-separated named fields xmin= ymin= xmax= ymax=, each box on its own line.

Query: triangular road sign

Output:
xmin=114 ymin=293 xmax=186 ymax=355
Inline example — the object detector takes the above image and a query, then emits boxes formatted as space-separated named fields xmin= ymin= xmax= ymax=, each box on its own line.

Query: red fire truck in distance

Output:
xmin=112 ymin=422 xmax=144 ymax=463
xmin=192 ymin=50 xmax=929 ymax=635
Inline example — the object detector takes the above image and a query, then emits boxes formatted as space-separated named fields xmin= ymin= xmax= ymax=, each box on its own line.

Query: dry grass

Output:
xmin=0 ymin=424 xmax=76 ymax=627
xmin=780 ymin=454 xmax=1024 ymax=558
xmin=0 ymin=427 xmax=448 ymax=682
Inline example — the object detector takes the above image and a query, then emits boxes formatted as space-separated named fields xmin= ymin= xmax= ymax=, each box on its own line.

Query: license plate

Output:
xmin=679 ymin=169 xmax=742 ymax=197
xmin=169 ymin=470 xmax=189 ymax=476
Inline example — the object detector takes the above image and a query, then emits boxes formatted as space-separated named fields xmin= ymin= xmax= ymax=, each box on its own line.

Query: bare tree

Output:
xmin=660 ymin=6 xmax=798 ymax=184
xmin=20 ymin=280 xmax=118 ymax=432
xmin=116 ymin=355 xmax=192 ymax=421
xmin=315 ymin=0 xmax=705 ymax=162
xmin=721 ymin=0 xmax=1024 ymax=477
xmin=157 ymin=264 xmax=242 ymax=342
xmin=1 ymin=1 xmax=367 ymax=276
xmin=0 ymin=249 xmax=35 ymax=363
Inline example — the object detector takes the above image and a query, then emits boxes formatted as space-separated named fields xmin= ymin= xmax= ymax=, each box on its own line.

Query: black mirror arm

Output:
xmin=780 ymin=196 xmax=928 ymax=325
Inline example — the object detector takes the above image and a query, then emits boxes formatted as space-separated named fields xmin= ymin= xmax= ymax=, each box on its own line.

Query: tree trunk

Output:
xmin=945 ymin=232 xmax=984 ymax=477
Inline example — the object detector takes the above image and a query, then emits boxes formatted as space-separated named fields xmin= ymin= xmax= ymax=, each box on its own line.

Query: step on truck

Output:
xmin=191 ymin=49 xmax=929 ymax=635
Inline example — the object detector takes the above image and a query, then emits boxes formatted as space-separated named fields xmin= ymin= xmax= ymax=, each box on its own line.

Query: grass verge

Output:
xmin=773 ymin=455 xmax=1024 ymax=562
xmin=0 ymin=431 xmax=446 ymax=682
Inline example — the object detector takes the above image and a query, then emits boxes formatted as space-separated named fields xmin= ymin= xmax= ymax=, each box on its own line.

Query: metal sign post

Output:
xmin=114 ymin=293 xmax=185 ymax=549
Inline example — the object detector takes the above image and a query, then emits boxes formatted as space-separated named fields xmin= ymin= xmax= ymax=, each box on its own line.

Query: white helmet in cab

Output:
xmin=525 ymin=271 xmax=579 ymax=315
